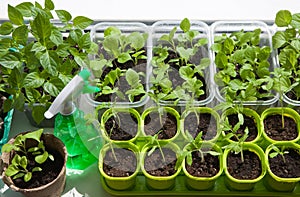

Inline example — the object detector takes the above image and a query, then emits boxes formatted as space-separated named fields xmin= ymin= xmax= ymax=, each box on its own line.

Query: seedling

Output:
xmin=0 ymin=0 xmax=96 ymax=124
xmin=272 ymin=10 xmax=300 ymax=100
xmin=150 ymin=18 xmax=210 ymax=105
xmin=269 ymin=144 xmax=289 ymax=163
xmin=1 ymin=129 xmax=54 ymax=182
xmin=91 ymin=26 xmax=148 ymax=102
xmin=176 ymin=132 xmax=220 ymax=170
xmin=145 ymin=131 xmax=166 ymax=162
xmin=222 ymin=127 xmax=249 ymax=162
xmin=211 ymin=27 xmax=274 ymax=102
xmin=271 ymin=67 xmax=299 ymax=127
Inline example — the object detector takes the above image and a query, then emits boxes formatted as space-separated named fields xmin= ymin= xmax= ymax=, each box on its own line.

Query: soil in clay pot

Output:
xmin=12 ymin=149 xmax=64 ymax=189
xmin=144 ymin=147 xmax=177 ymax=176
xmin=227 ymin=150 xmax=262 ymax=180
xmin=103 ymin=148 xmax=137 ymax=177
xmin=263 ymin=115 xmax=298 ymax=141
xmin=104 ymin=112 xmax=139 ymax=141
xmin=144 ymin=112 xmax=177 ymax=140
xmin=268 ymin=149 xmax=300 ymax=178
xmin=226 ymin=114 xmax=258 ymax=142
xmin=186 ymin=151 xmax=220 ymax=177
xmin=95 ymin=48 xmax=147 ymax=103
xmin=184 ymin=113 xmax=217 ymax=141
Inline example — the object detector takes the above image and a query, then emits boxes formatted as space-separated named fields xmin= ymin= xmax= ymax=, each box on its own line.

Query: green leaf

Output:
xmin=31 ymin=13 xmax=52 ymax=43
xmin=5 ymin=165 xmax=19 ymax=177
xmin=272 ymin=31 xmax=287 ymax=49
xmin=24 ymin=172 xmax=32 ymax=182
xmin=126 ymin=69 xmax=139 ymax=87
xmin=45 ymin=0 xmax=55 ymax=10
xmin=127 ymin=32 xmax=146 ymax=51
xmin=214 ymin=52 xmax=228 ymax=68
xmin=0 ymin=53 xmax=22 ymax=69
xmin=1 ymin=143 xmax=15 ymax=153
xmin=15 ymin=2 xmax=34 ymax=17
xmin=291 ymin=13 xmax=300 ymax=29
xmin=179 ymin=66 xmax=194 ymax=80
xmin=35 ymin=151 xmax=48 ymax=164
xmin=118 ymin=52 xmax=132 ymax=63
xmin=32 ymin=105 xmax=47 ymax=125
xmin=43 ymin=78 xmax=64 ymax=97
xmin=180 ymin=18 xmax=190 ymax=33
xmin=291 ymin=40 xmax=300 ymax=51
xmin=24 ymin=72 xmax=45 ymax=88
xmin=12 ymin=25 xmax=29 ymax=45
xmin=50 ymin=27 xmax=63 ymax=46
xmin=78 ymin=33 xmax=91 ymax=49
xmin=0 ymin=22 xmax=13 ymax=35
xmin=40 ymin=51 xmax=58 ymax=76
xmin=55 ymin=10 xmax=72 ymax=23
xmin=8 ymin=5 xmax=24 ymax=25
xmin=23 ymin=129 xmax=43 ymax=142
xmin=275 ymin=10 xmax=292 ymax=27
xmin=73 ymin=16 xmax=93 ymax=29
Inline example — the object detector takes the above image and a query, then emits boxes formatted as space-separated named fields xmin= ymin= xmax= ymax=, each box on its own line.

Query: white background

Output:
xmin=0 ymin=0 xmax=299 ymax=21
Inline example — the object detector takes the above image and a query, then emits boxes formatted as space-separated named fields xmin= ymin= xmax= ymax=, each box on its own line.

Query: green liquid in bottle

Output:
xmin=54 ymin=109 xmax=102 ymax=170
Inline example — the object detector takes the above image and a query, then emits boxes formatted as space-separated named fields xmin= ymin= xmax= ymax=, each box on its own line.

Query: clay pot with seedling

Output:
xmin=264 ymin=142 xmax=300 ymax=192
xmin=0 ymin=129 xmax=67 ymax=197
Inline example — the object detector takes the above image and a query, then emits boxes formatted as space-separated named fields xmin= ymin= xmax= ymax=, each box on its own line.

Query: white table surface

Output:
xmin=0 ymin=0 xmax=299 ymax=21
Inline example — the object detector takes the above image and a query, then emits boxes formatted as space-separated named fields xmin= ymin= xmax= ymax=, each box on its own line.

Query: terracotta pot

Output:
xmin=0 ymin=132 xmax=67 ymax=197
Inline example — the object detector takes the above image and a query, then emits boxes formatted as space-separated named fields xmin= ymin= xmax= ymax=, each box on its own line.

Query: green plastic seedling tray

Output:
xmin=100 ymin=138 xmax=300 ymax=196
xmin=101 ymin=173 xmax=300 ymax=196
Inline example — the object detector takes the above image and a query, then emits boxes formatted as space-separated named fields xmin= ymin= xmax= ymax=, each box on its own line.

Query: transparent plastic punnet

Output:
xmin=89 ymin=22 xmax=151 ymax=108
xmin=150 ymin=20 xmax=214 ymax=108
xmin=210 ymin=21 xmax=278 ymax=108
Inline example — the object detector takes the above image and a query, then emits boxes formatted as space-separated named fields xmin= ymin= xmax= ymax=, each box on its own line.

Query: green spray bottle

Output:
xmin=44 ymin=69 xmax=103 ymax=170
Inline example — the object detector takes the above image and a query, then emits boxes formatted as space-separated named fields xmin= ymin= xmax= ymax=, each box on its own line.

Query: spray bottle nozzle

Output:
xmin=44 ymin=69 xmax=100 ymax=119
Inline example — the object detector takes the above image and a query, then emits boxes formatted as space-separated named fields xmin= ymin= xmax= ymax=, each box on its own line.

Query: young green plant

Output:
xmin=268 ymin=144 xmax=289 ymax=163
xmin=1 ymin=129 xmax=54 ymax=182
xmin=272 ymin=10 xmax=300 ymax=100
xmin=0 ymin=0 xmax=96 ymax=124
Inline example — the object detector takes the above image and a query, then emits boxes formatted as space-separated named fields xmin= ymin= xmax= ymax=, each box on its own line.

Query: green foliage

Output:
xmin=176 ymin=132 xmax=220 ymax=170
xmin=0 ymin=0 xmax=96 ymax=124
xmin=150 ymin=18 xmax=210 ymax=106
xmin=272 ymin=10 xmax=300 ymax=100
xmin=211 ymin=28 xmax=274 ymax=102
xmin=222 ymin=126 xmax=249 ymax=162
xmin=1 ymin=129 xmax=54 ymax=182
xmin=269 ymin=144 xmax=289 ymax=163
xmin=91 ymin=26 xmax=148 ymax=103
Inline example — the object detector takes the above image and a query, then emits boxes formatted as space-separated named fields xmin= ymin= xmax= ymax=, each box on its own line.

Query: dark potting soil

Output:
xmin=184 ymin=112 xmax=217 ymax=140
xmin=227 ymin=150 xmax=262 ymax=180
xmin=154 ymin=50 xmax=207 ymax=101
xmin=226 ymin=114 xmax=258 ymax=142
xmin=186 ymin=151 xmax=220 ymax=177
xmin=269 ymin=149 xmax=300 ymax=178
xmin=144 ymin=112 xmax=177 ymax=140
xmin=95 ymin=48 xmax=147 ymax=103
xmin=144 ymin=147 xmax=177 ymax=177
xmin=104 ymin=112 xmax=138 ymax=141
xmin=103 ymin=148 xmax=137 ymax=177
xmin=13 ymin=149 xmax=64 ymax=189
xmin=263 ymin=115 xmax=298 ymax=141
